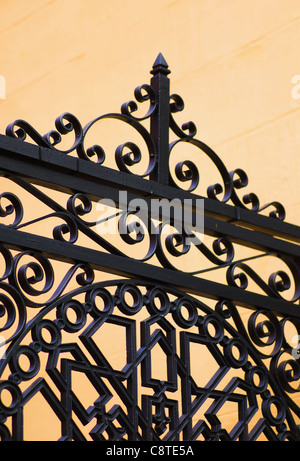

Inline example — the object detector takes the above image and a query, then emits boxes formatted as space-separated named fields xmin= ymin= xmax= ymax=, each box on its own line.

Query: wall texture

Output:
xmin=1 ymin=0 xmax=300 ymax=219
xmin=0 ymin=0 xmax=300 ymax=440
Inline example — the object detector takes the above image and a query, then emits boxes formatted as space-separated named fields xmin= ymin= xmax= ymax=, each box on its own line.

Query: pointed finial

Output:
xmin=151 ymin=53 xmax=171 ymax=76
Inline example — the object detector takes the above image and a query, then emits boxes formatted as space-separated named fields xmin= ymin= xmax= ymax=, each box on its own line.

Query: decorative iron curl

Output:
xmin=227 ymin=255 xmax=300 ymax=303
xmin=6 ymin=112 xmax=83 ymax=154
xmin=0 ymin=176 xmax=80 ymax=244
xmin=248 ymin=310 xmax=284 ymax=358
xmin=270 ymin=350 xmax=300 ymax=395
xmin=10 ymin=251 xmax=54 ymax=308
xmin=230 ymin=169 xmax=286 ymax=220
xmin=0 ymin=193 xmax=23 ymax=228
xmin=0 ymin=282 xmax=26 ymax=346
xmin=169 ymin=93 xmax=230 ymax=198
xmin=74 ymin=83 xmax=157 ymax=172
xmin=0 ymin=245 xmax=14 ymax=282
xmin=169 ymin=137 xmax=232 ymax=201
xmin=77 ymin=113 xmax=157 ymax=176
xmin=66 ymin=193 xmax=158 ymax=263
xmin=169 ymin=93 xmax=197 ymax=139
xmin=174 ymin=160 xmax=199 ymax=192
xmin=121 ymin=84 xmax=157 ymax=121
xmin=9 ymin=250 xmax=95 ymax=308
xmin=156 ymin=222 xmax=234 ymax=271
xmin=268 ymin=316 xmax=300 ymax=398
xmin=67 ymin=193 xmax=96 ymax=227
xmin=117 ymin=210 xmax=157 ymax=262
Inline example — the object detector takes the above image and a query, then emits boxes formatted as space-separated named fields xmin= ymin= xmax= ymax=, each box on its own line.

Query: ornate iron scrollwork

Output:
xmin=4 ymin=53 xmax=285 ymax=220
xmin=0 ymin=54 xmax=299 ymax=441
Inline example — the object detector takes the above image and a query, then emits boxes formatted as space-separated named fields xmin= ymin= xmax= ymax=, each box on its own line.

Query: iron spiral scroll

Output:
xmin=0 ymin=54 xmax=299 ymax=441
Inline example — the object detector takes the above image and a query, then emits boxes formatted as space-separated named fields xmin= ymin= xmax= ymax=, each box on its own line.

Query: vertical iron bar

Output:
xmin=12 ymin=409 xmax=23 ymax=441
xmin=61 ymin=359 xmax=72 ymax=441
xmin=150 ymin=53 xmax=171 ymax=185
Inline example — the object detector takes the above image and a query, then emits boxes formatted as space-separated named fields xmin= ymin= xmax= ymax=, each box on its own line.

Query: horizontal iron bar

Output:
xmin=1 ymin=136 xmax=300 ymax=262
xmin=0 ymin=225 xmax=299 ymax=319
xmin=0 ymin=135 xmax=300 ymax=244
xmin=203 ymin=215 xmax=300 ymax=259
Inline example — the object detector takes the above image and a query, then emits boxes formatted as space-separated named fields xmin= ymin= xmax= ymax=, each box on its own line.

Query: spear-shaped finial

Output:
xmin=150 ymin=53 xmax=170 ymax=184
xmin=151 ymin=53 xmax=171 ymax=76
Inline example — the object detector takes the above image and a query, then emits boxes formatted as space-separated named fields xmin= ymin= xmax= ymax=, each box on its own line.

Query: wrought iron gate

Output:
xmin=0 ymin=54 xmax=299 ymax=441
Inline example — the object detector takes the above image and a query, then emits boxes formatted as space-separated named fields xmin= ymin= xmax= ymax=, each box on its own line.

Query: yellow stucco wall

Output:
xmin=1 ymin=0 xmax=300 ymax=219
xmin=0 ymin=0 xmax=300 ymax=441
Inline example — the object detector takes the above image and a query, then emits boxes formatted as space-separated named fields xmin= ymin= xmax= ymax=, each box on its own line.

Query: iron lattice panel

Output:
xmin=0 ymin=276 xmax=299 ymax=441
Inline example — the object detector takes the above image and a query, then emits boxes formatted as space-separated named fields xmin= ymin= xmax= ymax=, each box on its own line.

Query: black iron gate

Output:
xmin=0 ymin=54 xmax=299 ymax=441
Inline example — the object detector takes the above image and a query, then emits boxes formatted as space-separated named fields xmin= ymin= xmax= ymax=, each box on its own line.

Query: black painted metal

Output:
xmin=0 ymin=55 xmax=299 ymax=440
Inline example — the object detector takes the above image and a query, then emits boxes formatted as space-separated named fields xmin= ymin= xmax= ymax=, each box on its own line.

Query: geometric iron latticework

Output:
xmin=0 ymin=54 xmax=299 ymax=440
